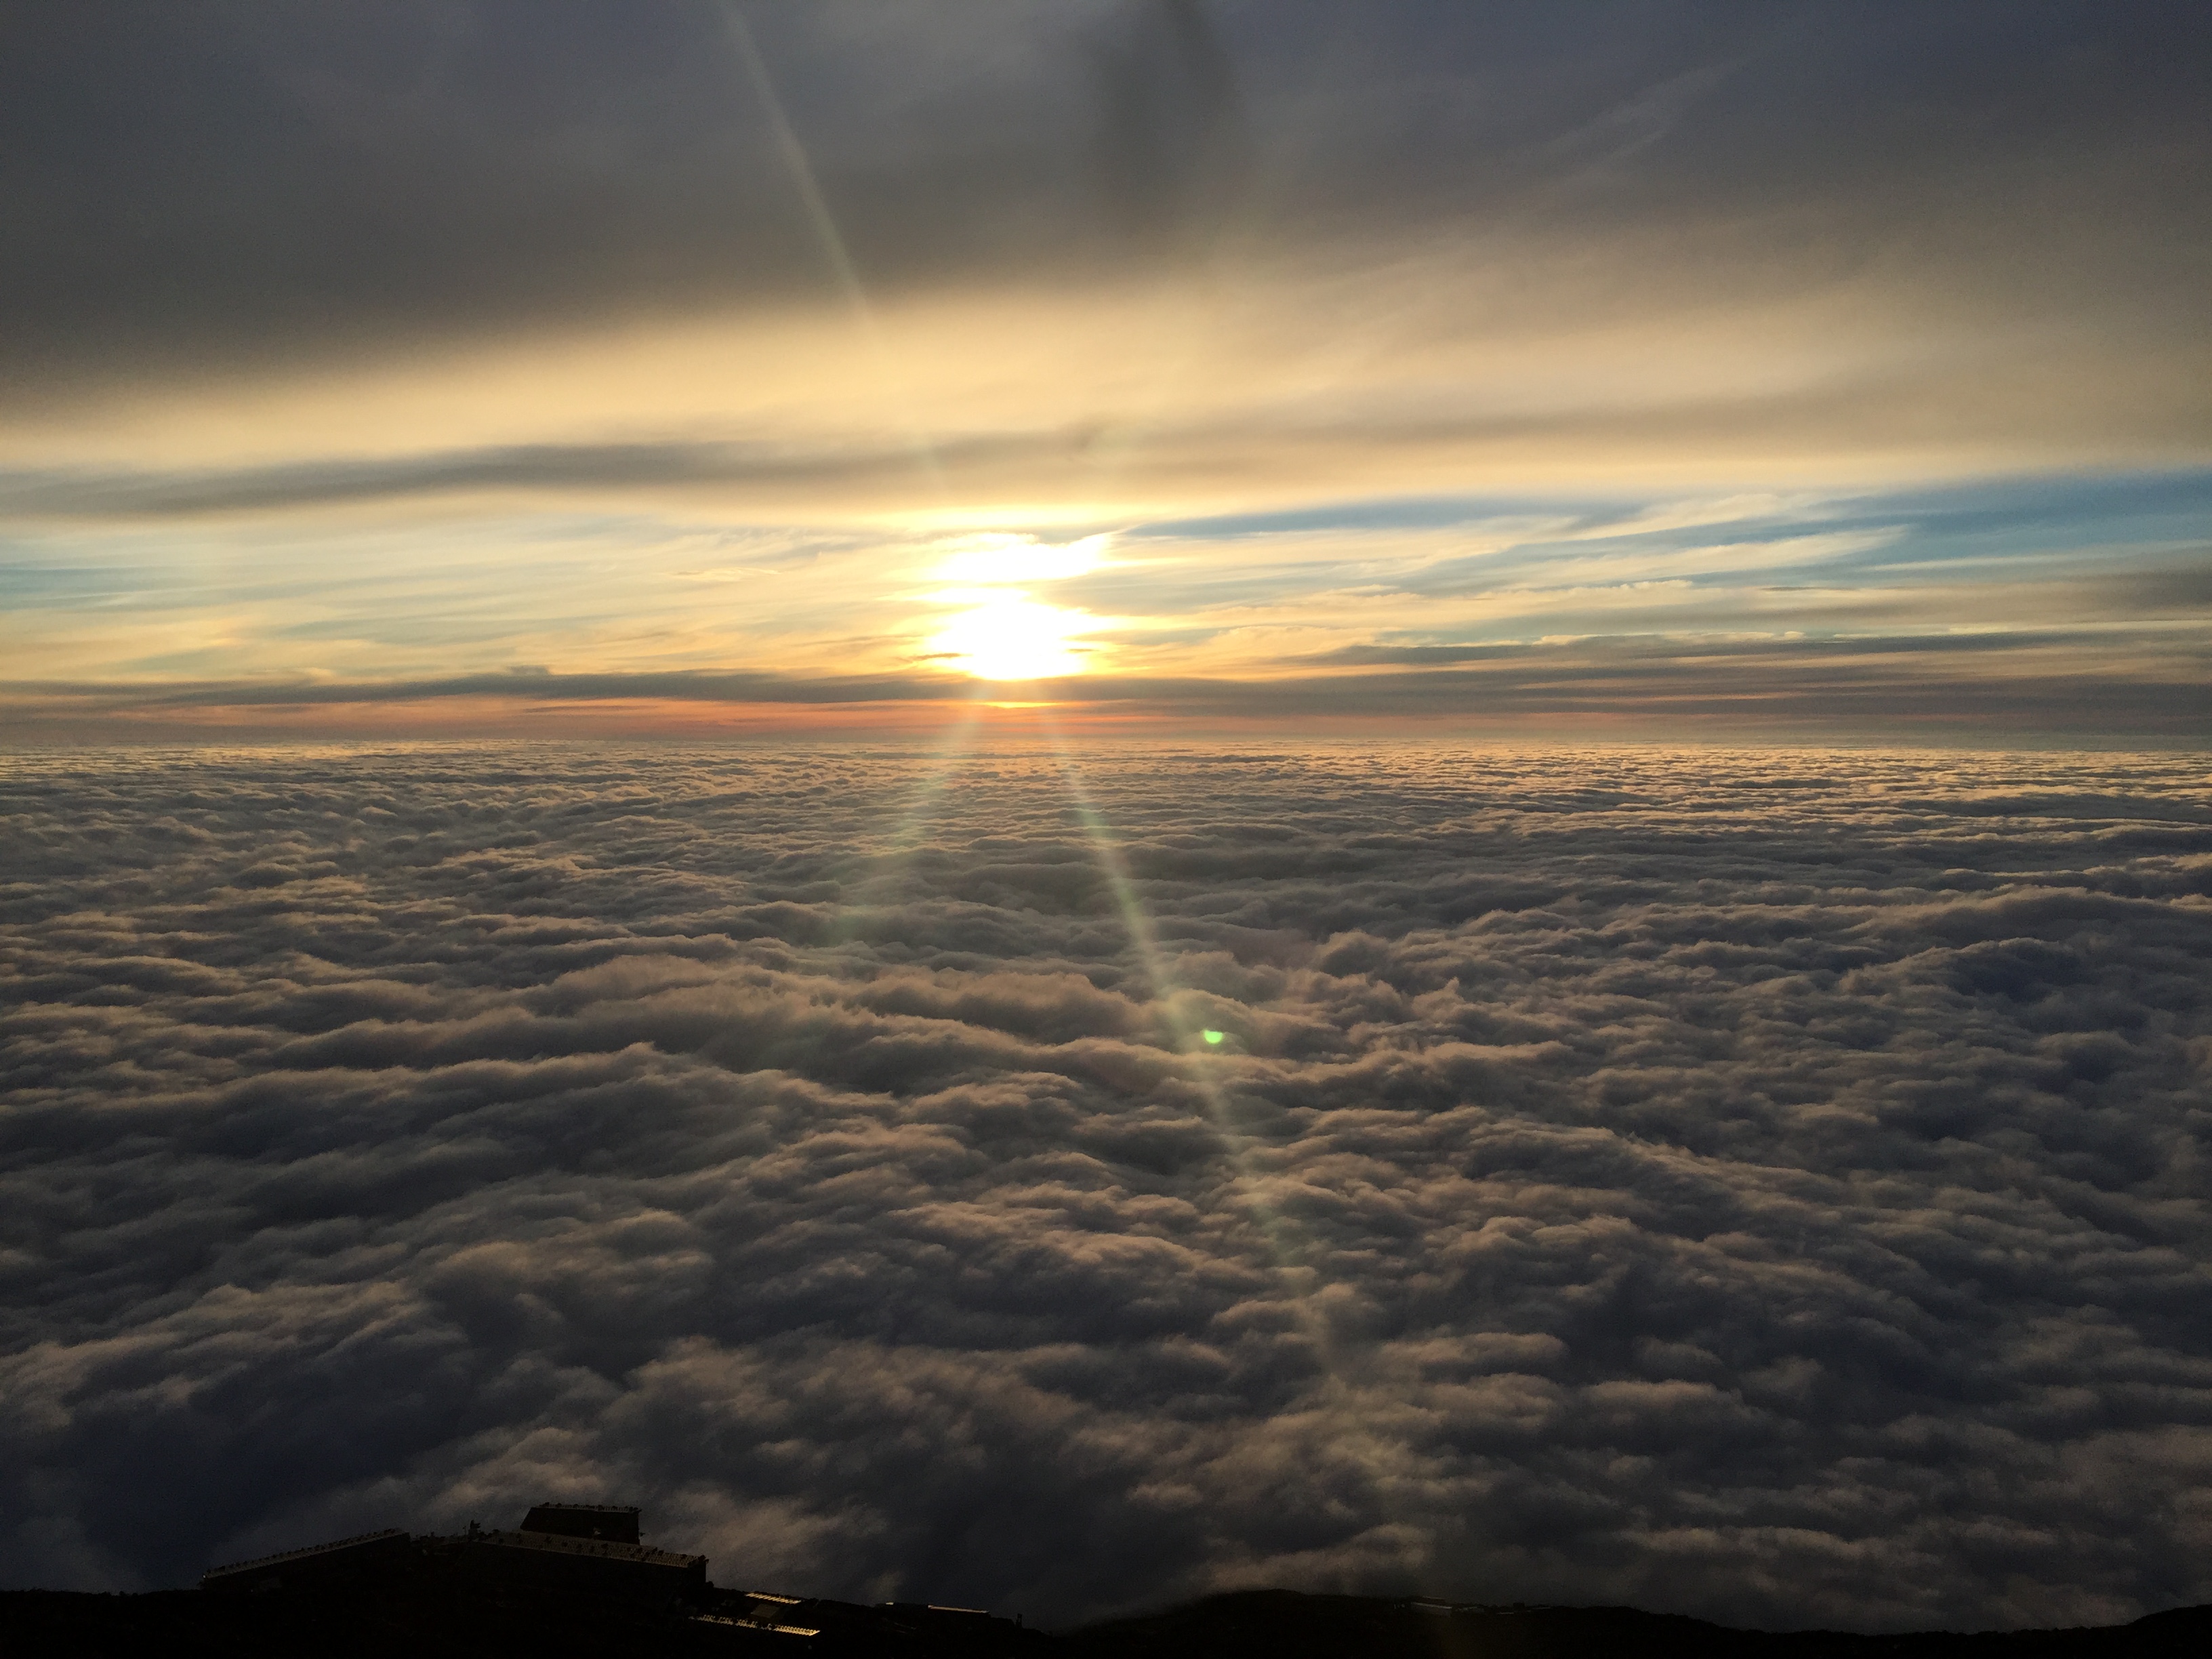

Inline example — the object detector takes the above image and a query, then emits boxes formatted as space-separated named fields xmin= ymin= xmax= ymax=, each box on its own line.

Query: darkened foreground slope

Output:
xmin=1063 ymin=1591 xmax=2212 ymax=1659
xmin=5 ymin=1578 xmax=1033 ymax=1658
xmin=3 ymin=1586 xmax=2206 ymax=1659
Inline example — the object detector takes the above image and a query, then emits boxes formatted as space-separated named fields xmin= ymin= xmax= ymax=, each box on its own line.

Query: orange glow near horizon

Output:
xmin=1 ymin=694 xmax=1204 ymax=744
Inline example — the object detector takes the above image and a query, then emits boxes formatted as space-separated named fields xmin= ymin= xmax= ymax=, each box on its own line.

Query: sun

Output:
xmin=928 ymin=596 xmax=1091 ymax=680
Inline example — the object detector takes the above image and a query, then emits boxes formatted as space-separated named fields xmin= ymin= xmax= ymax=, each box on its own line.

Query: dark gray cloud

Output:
xmin=8 ymin=623 xmax=2208 ymax=742
xmin=3 ymin=744 xmax=2209 ymax=1629
xmin=0 ymin=0 xmax=1228 ymax=381
xmin=0 ymin=434 xmax=1095 ymax=519
xmin=4 ymin=1 xmax=2205 ymax=388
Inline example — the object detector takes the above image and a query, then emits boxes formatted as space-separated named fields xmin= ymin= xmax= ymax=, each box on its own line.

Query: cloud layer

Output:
xmin=3 ymin=743 xmax=2209 ymax=1630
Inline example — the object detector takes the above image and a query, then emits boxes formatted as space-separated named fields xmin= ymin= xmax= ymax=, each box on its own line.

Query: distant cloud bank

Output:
xmin=3 ymin=743 xmax=2208 ymax=1629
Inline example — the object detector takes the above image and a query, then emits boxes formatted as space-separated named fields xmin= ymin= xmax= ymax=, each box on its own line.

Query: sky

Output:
xmin=4 ymin=0 xmax=2210 ymax=741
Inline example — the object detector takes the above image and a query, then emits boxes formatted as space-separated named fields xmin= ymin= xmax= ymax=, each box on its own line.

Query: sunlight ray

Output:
xmin=715 ymin=2 xmax=947 ymax=497
xmin=1042 ymin=726 xmax=1358 ymax=1284
xmin=1038 ymin=723 xmax=1429 ymax=1520
xmin=822 ymin=697 xmax=987 ymax=946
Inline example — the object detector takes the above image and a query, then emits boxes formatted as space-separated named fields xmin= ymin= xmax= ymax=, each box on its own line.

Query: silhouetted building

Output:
xmin=190 ymin=1504 xmax=1036 ymax=1646
xmin=201 ymin=1528 xmax=413 ymax=1593
xmin=199 ymin=1506 xmax=703 ymax=1607
xmin=689 ymin=1592 xmax=1033 ymax=1654
xmin=521 ymin=1502 xmax=640 ymax=1544
xmin=455 ymin=1526 xmax=705 ymax=1607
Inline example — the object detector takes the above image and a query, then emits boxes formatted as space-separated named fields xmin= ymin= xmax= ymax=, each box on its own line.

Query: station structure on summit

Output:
xmin=198 ymin=1503 xmax=1031 ymax=1651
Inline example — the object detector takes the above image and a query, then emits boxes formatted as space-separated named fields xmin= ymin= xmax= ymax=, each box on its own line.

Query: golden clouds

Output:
xmin=3 ymin=3 xmax=2209 ymax=736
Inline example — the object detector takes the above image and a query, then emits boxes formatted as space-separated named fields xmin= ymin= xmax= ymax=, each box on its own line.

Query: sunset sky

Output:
xmin=7 ymin=6 xmax=2212 ymax=1629
xmin=5 ymin=0 xmax=2208 ymax=740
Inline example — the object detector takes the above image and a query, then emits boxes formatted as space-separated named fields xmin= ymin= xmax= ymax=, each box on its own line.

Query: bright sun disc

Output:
xmin=930 ymin=597 xmax=1090 ymax=680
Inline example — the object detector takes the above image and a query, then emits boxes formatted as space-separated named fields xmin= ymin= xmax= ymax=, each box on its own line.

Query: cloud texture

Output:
xmin=4 ymin=4 xmax=2207 ymax=735
xmin=8 ymin=1 xmax=2207 ymax=380
xmin=3 ymin=743 xmax=2209 ymax=1629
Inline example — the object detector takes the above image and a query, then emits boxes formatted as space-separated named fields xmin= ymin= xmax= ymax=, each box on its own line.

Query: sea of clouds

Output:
xmin=3 ymin=741 xmax=2208 ymax=1631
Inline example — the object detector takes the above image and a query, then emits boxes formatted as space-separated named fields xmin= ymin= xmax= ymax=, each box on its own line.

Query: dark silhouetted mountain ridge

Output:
xmin=3 ymin=1584 xmax=2207 ymax=1659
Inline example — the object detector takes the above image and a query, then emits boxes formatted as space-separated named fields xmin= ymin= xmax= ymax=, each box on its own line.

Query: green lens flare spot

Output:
xmin=1202 ymin=1029 xmax=1225 ymax=1045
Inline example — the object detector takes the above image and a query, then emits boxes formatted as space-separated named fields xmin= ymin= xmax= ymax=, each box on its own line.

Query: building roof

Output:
xmin=523 ymin=1503 xmax=638 ymax=1516
xmin=520 ymin=1502 xmax=642 ymax=1542
xmin=201 ymin=1529 xmax=410 ymax=1582
xmin=474 ymin=1530 xmax=705 ymax=1570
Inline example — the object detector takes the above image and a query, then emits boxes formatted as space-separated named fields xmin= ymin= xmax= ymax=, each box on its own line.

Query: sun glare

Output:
xmin=930 ymin=533 xmax=1111 ymax=586
xmin=929 ymin=596 xmax=1090 ymax=680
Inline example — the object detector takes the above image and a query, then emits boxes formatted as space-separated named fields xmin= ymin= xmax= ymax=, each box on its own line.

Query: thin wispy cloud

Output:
xmin=1 ymin=1 xmax=2205 ymax=737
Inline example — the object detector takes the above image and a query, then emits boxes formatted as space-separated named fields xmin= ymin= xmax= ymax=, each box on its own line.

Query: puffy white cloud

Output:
xmin=1 ymin=743 xmax=2208 ymax=1633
